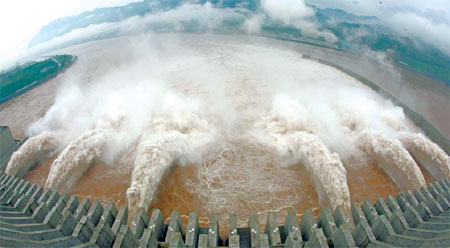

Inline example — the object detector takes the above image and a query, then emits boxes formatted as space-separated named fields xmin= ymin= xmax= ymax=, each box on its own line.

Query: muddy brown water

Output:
xmin=25 ymin=156 xmax=404 ymax=236
xmin=5 ymin=34 xmax=443 ymax=237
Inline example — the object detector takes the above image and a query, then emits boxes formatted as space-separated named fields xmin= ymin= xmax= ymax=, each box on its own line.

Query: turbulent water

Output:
xmin=356 ymin=130 xmax=426 ymax=191
xmin=46 ymin=129 xmax=107 ymax=193
xmin=399 ymin=133 xmax=450 ymax=180
xmin=6 ymin=131 xmax=62 ymax=177
xmin=4 ymin=34 xmax=450 ymax=219
xmin=254 ymin=94 xmax=351 ymax=211
xmin=127 ymin=98 xmax=218 ymax=212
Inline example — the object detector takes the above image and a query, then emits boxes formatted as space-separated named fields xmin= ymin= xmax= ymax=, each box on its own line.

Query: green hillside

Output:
xmin=0 ymin=55 xmax=76 ymax=103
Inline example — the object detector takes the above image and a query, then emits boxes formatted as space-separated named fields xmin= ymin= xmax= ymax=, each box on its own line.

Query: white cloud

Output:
xmin=260 ymin=0 xmax=338 ymax=42
xmin=243 ymin=14 xmax=264 ymax=34
xmin=306 ymin=0 xmax=450 ymax=55
xmin=0 ymin=0 xmax=141 ymax=67
xmin=386 ymin=12 xmax=450 ymax=55
xmin=2 ymin=0 xmax=449 ymax=67
xmin=306 ymin=0 xmax=450 ymax=18
xmin=261 ymin=0 xmax=314 ymax=23
xmin=141 ymin=2 xmax=247 ymax=30
xmin=0 ymin=2 xmax=252 ymax=69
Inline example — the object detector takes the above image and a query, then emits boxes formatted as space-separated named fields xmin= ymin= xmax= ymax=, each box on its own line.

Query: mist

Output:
xmin=4 ymin=0 xmax=449 ymax=73
xmin=5 ymin=33 xmax=449 ymax=216
xmin=306 ymin=0 xmax=450 ymax=55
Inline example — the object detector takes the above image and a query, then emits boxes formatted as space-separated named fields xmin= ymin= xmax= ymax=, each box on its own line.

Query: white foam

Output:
xmin=335 ymin=89 xmax=430 ymax=189
xmin=357 ymin=130 xmax=425 ymax=191
xmin=45 ymin=129 xmax=106 ymax=192
xmin=399 ymin=132 xmax=450 ymax=180
xmin=127 ymin=93 xmax=218 ymax=212
xmin=9 ymin=34 xmax=448 ymax=217
xmin=6 ymin=131 xmax=61 ymax=177
xmin=127 ymin=132 xmax=186 ymax=212
xmin=286 ymin=132 xmax=351 ymax=210
xmin=253 ymin=94 xmax=351 ymax=210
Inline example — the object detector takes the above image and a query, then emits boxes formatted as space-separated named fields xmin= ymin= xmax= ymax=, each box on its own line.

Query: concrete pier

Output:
xmin=0 ymin=127 xmax=22 ymax=173
xmin=0 ymin=125 xmax=449 ymax=247
xmin=0 ymin=173 xmax=449 ymax=247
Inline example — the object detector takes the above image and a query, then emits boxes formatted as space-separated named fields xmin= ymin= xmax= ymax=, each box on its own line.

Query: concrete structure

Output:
xmin=0 ymin=171 xmax=449 ymax=247
xmin=0 ymin=127 xmax=450 ymax=247
xmin=0 ymin=125 xmax=449 ymax=247
xmin=0 ymin=127 xmax=22 ymax=173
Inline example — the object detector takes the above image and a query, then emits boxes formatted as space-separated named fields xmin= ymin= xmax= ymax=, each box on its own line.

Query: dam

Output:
xmin=0 ymin=154 xmax=449 ymax=247
xmin=1 ymin=35 xmax=449 ymax=247
xmin=1 ymin=126 xmax=449 ymax=246
xmin=1 ymin=0 xmax=450 ymax=246
xmin=0 ymin=52 xmax=449 ymax=246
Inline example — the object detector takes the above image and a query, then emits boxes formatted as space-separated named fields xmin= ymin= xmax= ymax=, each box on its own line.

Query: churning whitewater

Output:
xmin=6 ymin=131 xmax=62 ymax=177
xmin=127 ymin=93 xmax=218 ymax=212
xmin=5 ymin=34 xmax=450 ymax=217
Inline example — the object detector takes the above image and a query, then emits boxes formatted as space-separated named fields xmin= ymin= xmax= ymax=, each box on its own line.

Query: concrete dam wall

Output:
xmin=0 ymin=172 xmax=449 ymax=247
xmin=1 ymin=35 xmax=449 ymax=247
xmin=1 ymin=124 xmax=450 ymax=247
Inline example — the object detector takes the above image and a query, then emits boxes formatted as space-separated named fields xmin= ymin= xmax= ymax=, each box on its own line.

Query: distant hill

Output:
xmin=28 ymin=0 xmax=449 ymax=83
xmin=28 ymin=0 xmax=257 ymax=47
xmin=29 ymin=1 xmax=378 ymax=47
xmin=29 ymin=1 xmax=173 ymax=47
xmin=313 ymin=7 xmax=378 ymax=24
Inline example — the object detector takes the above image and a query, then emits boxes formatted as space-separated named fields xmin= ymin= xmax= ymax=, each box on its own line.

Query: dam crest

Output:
xmin=0 ymin=170 xmax=449 ymax=247
xmin=0 ymin=126 xmax=450 ymax=247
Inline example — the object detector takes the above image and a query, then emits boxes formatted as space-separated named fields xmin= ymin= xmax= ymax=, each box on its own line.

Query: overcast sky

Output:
xmin=0 ymin=0 xmax=140 ymax=64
